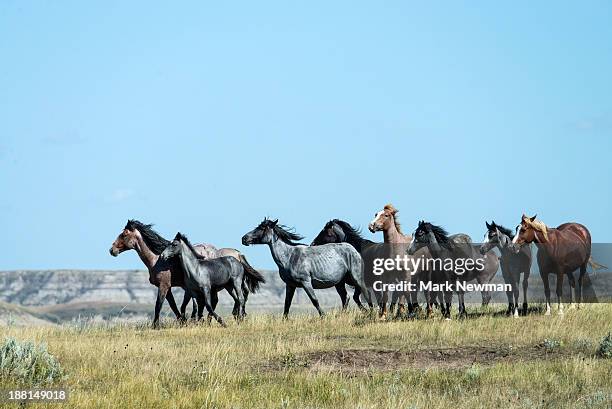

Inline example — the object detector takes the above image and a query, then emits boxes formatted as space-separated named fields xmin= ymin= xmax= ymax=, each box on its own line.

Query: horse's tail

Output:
xmin=239 ymin=254 xmax=266 ymax=293
xmin=588 ymin=256 xmax=607 ymax=272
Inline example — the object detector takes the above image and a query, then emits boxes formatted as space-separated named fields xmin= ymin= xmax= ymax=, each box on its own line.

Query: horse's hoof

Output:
xmin=544 ymin=310 xmax=551 ymax=316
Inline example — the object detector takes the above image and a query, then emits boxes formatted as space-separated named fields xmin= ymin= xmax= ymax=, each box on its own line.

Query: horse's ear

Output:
xmin=485 ymin=221 xmax=491 ymax=229
xmin=530 ymin=214 xmax=537 ymax=222
xmin=271 ymin=219 xmax=278 ymax=226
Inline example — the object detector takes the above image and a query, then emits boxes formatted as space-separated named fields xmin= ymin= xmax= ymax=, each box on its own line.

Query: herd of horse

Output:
xmin=109 ymin=204 xmax=600 ymax=327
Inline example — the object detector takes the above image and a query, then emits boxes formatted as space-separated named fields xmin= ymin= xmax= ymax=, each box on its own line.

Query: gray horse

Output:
xmin=161 ymin=233 xmax=264 ymax=326
xmin=480 ymin=221 xmax=532 ymax=317
xmin=241 ymin=218 xmax=373 ymax=317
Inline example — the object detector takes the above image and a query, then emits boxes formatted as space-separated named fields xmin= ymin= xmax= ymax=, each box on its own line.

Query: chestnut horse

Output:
xmin=511 ymin=214 xmax=602 ymax=315
xmin=110 ymin=220 xmax=260 ymax=327
xmin=368 ymin=204 xmax=415 ymax=318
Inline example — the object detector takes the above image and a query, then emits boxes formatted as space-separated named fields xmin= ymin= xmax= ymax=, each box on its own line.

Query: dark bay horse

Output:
xmin=480 ymin=221 xmax=532 ymax=317
xmin=511 ymin=214 xmax=595 ymax=315
xmin=110 ymin=219 xmax=261 ymax=326
xmin=312 ymin=219 xmax=381 ymax=309
xmin=242 ymin=218 xmax=373 ymax=317
xmin=408 ymin=221 xmax=499 ymax=318
xmin=160 ymin=233 xmax=264 ymax=326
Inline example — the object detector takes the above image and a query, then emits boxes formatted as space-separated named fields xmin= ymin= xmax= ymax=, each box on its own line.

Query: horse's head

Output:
xmin=160 ymin=233 xmax=183 ymax=261
xmin=407 ymin=220 xmax=450 ymax=255
xmin=368 ymin=204 xmax=399 ymax=233
xmin=480 ymin=221 xmax=510 ymax=254
xmin=311 ymin=220 xmax=345 ymax=245
xmin=242 ymin=218 xmax=304 ymax=246
xmin=407 ymin=220 xmax=430 ymax=254
xmin=242 ymin=218 xmax=278 ymax=246
xmin=109 ymin=220 xmax=141 ymax=256
xmin=511 ymin=214 xmax=547 ymax=250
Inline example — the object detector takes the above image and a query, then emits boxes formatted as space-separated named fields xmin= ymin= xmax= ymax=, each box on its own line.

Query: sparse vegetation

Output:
xmin=596 ymin=332 xmax=612 ymax=359
xmin=0 ymin=337 xmax=64 ymax=386
xmin=1 ymin=304 xmax=611 ymax=408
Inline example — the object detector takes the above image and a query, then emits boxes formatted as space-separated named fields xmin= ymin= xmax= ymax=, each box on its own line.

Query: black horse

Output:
xmin=407 ymin=221 xmax=499 ymax=319
xmin=313 ymin=219 xmax=431 ymax=317
xmin=312 ymin=220 xmax=389 ymax=310
xmin=480 ymin=221 xmax=532 ymax=317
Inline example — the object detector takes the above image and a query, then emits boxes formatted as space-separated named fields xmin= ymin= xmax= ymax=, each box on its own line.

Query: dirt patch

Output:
xmin=268 ymin=345 xmax=573 ymax=372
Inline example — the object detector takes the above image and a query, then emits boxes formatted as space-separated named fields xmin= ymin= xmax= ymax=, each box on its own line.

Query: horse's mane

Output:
xmin=273 ymin=224 xmax=304 ymax=245
xmin=384 ymin=204 xmax=403 ymax=234
xmin=418 ymin=221 xmax=451 ymax=247
xmin=491 ymin=222 xmax=514 ymax=239
xmin=522 ymin=215 xmax=549 ymax=241
xmin=259 ymin=218 xmax=304 ymax=245
xmin=331 ymin=219 xmax=370 ymax=243
xmin=125 ymin=220 xmax=170 ymax=255
xmin=176 ymin=232 xmax=206 ymax=259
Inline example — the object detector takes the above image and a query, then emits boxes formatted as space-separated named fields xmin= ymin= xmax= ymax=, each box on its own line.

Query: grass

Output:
xmin=1 ymin=304 xmax=611 ymax=408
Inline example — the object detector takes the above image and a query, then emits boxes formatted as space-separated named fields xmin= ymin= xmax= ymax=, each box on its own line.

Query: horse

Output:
xmin=160 ymin=233 xmax=263 ymax=326
xmin=311 ymin=219 xmax=381 ymax=309
xmin=407 ymin=221 xmax=499 ymax=318
xmin=511 ymin=214 xmax=596 ymax=315
xmin=367 ymin=204 xmax=415 ymax=318
xmin=241 ymin=218 xmax=373 ymax=317
xmin=480 ymin=221 xmax=532 ymax=317
xmin=110 ymin=219 xmax=261 ymax=326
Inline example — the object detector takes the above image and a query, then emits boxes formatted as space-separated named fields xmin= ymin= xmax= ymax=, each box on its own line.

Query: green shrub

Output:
xmin=0 ymin=337 xmax=64 ymax=385
xmin=596 ymin=332 xmax=612 ymax=358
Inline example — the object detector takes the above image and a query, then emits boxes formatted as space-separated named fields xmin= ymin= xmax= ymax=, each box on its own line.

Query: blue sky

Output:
xmin=1 ymin=1 xmax=611 ymax=270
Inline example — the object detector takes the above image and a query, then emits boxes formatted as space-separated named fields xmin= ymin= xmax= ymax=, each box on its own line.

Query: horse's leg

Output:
xmin=476 ymin=274 xmax=491 ymax=307
xmin=555 ymin=270 xmax=564 ymax=315
xmin=502 ymin=269 xmax=514 ymax=316
xmin=302 ymin=280 xmax=325 ymax=317
xmin=165 ymin=289 xmax=182 ymax=321
xmin=153 ymin=285 xmax=169 ymax=329
xmin=196 ymin=294 xmax=205 ymax=321
xmin=335 ymin=283 xmax=349 ymax=311
xmin=207 ymin=291 xmax=219 ymax=324
xmin=179 ymin=289 xmax=191 ymax=320
xmin=283 ymin=285 xmax=296 ymax=319
xmin=202 ymin=286 xmax=226 ymax=327
xmin=352 ymin=285 xmax=367 ymax=311
xmin=567 ymin=271 xmax=576 ymax=308
xmin=379 ymin=291 xmax=389 ymax=319
xmin=541 ymin=272 xmax=552 ymax=315
xmin=352 ymin=279 xmax=372 ymax=312
xmin=512 ymin=273 xmax=520 ymax=318
xmin=191 ymin=297 xmax=197 ymax=320
xmin=443 ymin=288 xmax=452 ymax=320
xmin=577 ymin=263 xmax=587 ymax=308
xmin=232 ymin=277 xmax=246 ymax=321
xmin=457 ymin=290 xmax=466 ymax=319
xmin=522 ymin=271 xmax=530 ymax=315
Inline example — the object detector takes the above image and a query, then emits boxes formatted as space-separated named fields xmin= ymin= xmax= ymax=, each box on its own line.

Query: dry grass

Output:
xmin=2 ymin=304 xmax=611 ymax=408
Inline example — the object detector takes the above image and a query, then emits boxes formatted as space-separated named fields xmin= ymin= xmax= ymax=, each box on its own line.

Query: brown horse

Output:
xmin=110 ymin=220 xmax=259 ymax=327
xmin=368 ymin=204 xmax=414 ymax=318
xmin=512 ymin=214 xmax=592 ymax=315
